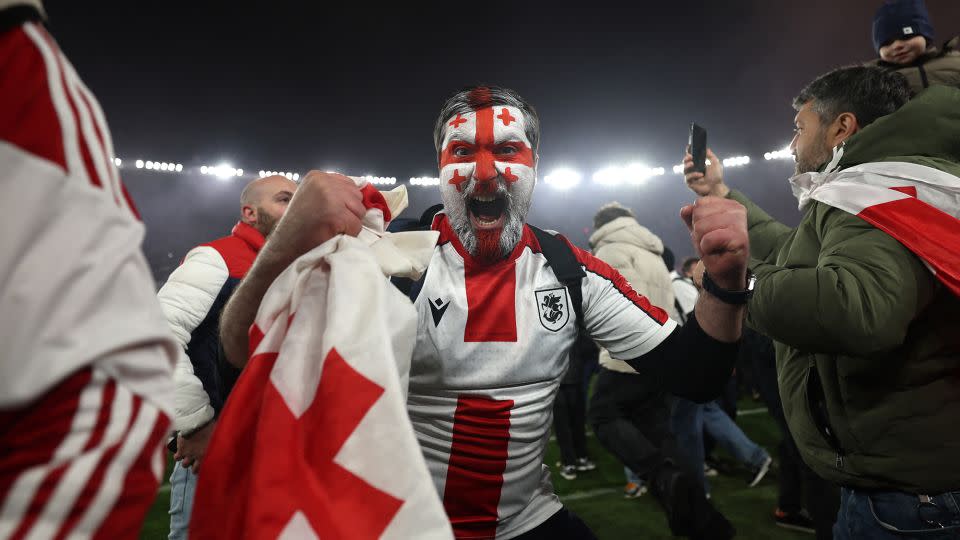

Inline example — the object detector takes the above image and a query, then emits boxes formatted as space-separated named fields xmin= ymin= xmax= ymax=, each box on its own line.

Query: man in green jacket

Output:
xmin=684 ymin=66 xmax=960 ymax=538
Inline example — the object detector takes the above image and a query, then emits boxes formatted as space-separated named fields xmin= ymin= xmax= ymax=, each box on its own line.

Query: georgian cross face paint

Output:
xmin=438 ymin=105 xmax=537 ymax=263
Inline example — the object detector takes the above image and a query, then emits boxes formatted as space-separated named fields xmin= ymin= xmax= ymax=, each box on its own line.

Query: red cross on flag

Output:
xmin=190 ymin=182 xmax=452 ymax=540
xmin=792 ymin=161 xmax=960 ymax=296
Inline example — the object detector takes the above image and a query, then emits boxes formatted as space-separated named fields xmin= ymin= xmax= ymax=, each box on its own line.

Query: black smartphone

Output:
xmin=688 ymin=123 xmax=707 ymax=174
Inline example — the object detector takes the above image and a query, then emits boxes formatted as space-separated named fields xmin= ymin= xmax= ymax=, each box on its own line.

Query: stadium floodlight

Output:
xmin=765 ymin=146 xmax=793 ymax=160
xmin=146 ymin=161 xmax=154 ymax=170
xmin=593 ymin=166 xmax=625 ymax=186
xmin=544 ymin=168 xmax=582 ymax=190
xmin=114 ymin=158 xmax=122 ymax=167
xmin=409 ymin=176 xmax=441 ymax=186
xmin=672 ymin=164 xmax=684 ymax=175
xmin=258 ymin=170 xmax=265 ymax=177
xmin=175 ymin=164 xmax=183 ymax=172
xmin=135 ymin=159 xmax=144 ymax=169
xmin=160 ymin=162 xmax=168 ymax=171
xmin=652 ymin=167 xmax=665 ymax=176
xmin=236 ymin=169 xmax=243 ymax=176
xmin=284 ymin=172 xmax=292 ymax=180
xmin=200 ymin=165 xmax=208 ymax=174
xmin=722 ymin=155 xmax=751 ymax=168
xmin=293 ymin=173 xmax=300 ymax=181
xmin=624 ymin=163 xmax=657 ymax=185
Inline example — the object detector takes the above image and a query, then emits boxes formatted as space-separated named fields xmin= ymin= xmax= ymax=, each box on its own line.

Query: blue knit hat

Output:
xmin=872 ymin=0 xmax=934 ymax=52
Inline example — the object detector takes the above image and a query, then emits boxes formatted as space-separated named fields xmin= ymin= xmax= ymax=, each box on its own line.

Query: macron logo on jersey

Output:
xmin=429 ymin=297 xmax=450 ymax=326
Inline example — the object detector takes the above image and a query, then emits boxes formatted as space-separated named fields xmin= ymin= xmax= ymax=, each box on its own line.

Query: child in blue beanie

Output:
xmin=866 ymin=0 xmax=959 ymax=95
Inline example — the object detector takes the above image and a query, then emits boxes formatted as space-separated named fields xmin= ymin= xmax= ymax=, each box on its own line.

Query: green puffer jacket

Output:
xmin=731 ymin=86 xmax=960 ymax=493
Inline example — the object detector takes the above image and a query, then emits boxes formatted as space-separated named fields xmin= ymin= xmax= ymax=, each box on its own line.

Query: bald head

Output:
xmin=240 ymin=175 xmax=298 ymax=237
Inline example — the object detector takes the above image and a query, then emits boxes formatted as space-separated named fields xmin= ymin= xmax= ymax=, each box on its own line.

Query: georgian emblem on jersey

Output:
xmin=535 ymin=287 xmax=570 ymax=332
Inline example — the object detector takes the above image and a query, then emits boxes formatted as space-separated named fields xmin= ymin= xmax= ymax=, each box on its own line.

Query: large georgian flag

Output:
xmin=792 ymin=160 xmax=960 ymax=296
xmin=190 ymin=183 xmax=452 ymax=539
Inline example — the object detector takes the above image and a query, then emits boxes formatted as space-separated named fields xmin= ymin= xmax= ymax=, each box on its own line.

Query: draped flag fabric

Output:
xmin=189 ymin=182 xmax=452 ymax=539
xmin=791 ymin=160 xmax=960 ymax=297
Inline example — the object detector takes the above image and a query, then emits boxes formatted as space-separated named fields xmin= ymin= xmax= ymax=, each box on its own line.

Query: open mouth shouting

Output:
xmin=468 ymin=194 xmax=508 ymax=230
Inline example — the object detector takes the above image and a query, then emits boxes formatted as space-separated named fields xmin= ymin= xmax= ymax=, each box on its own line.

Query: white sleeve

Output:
xmin=157 ymin=246 xmax=228 ymax=431
xmin=579 ymin=254 xmax=678 ymax=361
xmin=672 ymin=279 xmax=699 ymax=317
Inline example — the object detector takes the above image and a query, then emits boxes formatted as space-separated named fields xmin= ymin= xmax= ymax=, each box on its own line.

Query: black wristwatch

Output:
xmin=702 ymin=270 xmax=756 ymax=305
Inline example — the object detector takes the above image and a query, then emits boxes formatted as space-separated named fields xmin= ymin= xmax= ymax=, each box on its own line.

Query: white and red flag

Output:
xmin=190 ymin=182 xmax=452 ymax=539
xmin=791 ymin=160 xmax=960 ymax=296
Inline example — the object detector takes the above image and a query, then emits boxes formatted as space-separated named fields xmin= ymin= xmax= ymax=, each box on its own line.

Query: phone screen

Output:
xmin=689 ymin=123 xmax=707 ymax=174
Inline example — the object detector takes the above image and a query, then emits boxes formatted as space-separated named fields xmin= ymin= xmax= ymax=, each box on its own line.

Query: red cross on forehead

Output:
xmin=449 ymin=113 xmax=467 ymax=128
xmin=438 ymin=107 xmax=535 ymax=175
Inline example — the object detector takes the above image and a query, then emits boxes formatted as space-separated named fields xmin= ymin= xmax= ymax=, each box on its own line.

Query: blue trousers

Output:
xmin=168 ymin=461 xmax=197 ymax=540
xmin=834 ymin=488 xmax=960 ymax=539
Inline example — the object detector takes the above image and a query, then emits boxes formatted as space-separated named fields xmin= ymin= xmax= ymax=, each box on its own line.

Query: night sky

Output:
xmin=45 ymin=1 xmax=960 ymax=282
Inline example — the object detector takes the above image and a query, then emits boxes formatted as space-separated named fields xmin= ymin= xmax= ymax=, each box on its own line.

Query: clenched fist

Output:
xmin=680 ymin=197 xmax=749 ymax=290
xmin=272 ymin=171 xmax=366 ymax=257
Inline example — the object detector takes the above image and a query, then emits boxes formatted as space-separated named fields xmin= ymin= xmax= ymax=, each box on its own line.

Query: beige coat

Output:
xmin=589 ymin=217 xmax=676 ymax=373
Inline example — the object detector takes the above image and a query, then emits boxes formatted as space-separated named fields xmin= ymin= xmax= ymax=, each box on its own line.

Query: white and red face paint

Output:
xmin=438 ymin=105 xmax=537 ymax=262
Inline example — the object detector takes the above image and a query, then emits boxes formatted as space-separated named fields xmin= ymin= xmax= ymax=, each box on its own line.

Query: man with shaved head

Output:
xmin=157 ymin=174 xmax=296 ymax=539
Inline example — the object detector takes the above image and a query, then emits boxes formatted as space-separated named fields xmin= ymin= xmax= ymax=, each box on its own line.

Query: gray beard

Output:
xmin=442 ymin=179 xmax=532 ymax=260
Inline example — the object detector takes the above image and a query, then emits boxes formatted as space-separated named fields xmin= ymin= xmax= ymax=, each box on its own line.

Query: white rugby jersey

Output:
xmin=408 ymin=215 xmax=677 ymax=539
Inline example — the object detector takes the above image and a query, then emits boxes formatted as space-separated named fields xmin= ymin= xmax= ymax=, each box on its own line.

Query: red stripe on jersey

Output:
xmin=90 ymin=412 xmax=169 ymax=540
xmin=464 ymin=262 xmax=517 ymax=342
xmin=47 ymin=379 xmax=118 ymax=540
xmin=442 ymin=396 xmax=514 ymax=539
xmin=42 ymin=32 xmax=102 ymax=189
xmin=0 ymin=26 xmax=66 ymax=170
xmin=561 ymin=236 xmax=670 ymax=325
xmin=74 ymin=84 xmax=123 ymax=207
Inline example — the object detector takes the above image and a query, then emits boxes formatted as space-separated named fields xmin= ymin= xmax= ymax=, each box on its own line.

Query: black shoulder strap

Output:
xmin=529 ymin=226 xmax=586 ymax=332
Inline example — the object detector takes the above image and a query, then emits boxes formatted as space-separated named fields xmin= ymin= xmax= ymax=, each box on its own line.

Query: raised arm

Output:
xmin=219 ymin=172 xmax=366 ymax=367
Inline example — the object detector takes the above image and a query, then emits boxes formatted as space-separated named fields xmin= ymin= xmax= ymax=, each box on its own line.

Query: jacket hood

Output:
xmin=835 ymin=85 xmax=960 ymax=177
xmin=589 ymin=216 xmax=663 ymax=255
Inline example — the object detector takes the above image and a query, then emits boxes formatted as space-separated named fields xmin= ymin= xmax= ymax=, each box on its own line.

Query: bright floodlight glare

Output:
xmin=175 ymin=164 xmax=183 ymax=172
xmin=212 ymin=164 xmax=235 ymax=180
xmin=652 ymin=167 xmax=665 ymax=176
xmin=623 ymin=163 xmax=654 ymax=185
xmin=160 ymin=163 xmax=168 ymax=171
xmin=285 ymin=172 xmax=292 ymax=180
xmin=593 ymin=166 xmax=624 ymax=186
xmin=409 ymin=176 xmax=440 ymax=186
xmin=114 ymin=158 xmax=121 ymax=167
xmin=146 ymin=161 xmax=154 ymax=170
xmin=135 ymin=159 xmax=144 ymax=169
xmin=293 ymin=173 xmax=300 ymax=181
xmin=200 ymin=165 xmax=208 ymax=174
xmin=672 ymin=164 xmax=684 ymax=174
xmin=236 ymin=169 xmax=243 ymax=176
xmin=544 ymin=168 xmax=582 ymax=190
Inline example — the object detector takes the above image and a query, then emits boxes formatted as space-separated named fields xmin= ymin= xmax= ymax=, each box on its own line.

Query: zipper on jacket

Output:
xmin=807 ymin=367 xmax=846 ymax=469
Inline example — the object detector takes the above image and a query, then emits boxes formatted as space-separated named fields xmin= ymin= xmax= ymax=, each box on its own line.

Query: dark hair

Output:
xmin=592 ymin=202 xmax=635 ymax=230
xmin=661 ymin=246 xmax=675 ymax=272
xmin=433 ymin=85 xmax=540 ymax=156
xmin=793 ymin=66 xmax=910 ymax=127
xmin=681 ymin=257 xmax=700 ymax=275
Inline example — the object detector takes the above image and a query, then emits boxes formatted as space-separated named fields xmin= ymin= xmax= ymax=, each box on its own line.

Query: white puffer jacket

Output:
xmin=590 ymin=217 xmax=677 ymax=373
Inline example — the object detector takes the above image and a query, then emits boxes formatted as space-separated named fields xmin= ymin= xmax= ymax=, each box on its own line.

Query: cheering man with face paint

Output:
xmin=221 ymin=85 xmax=752 ymax=540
